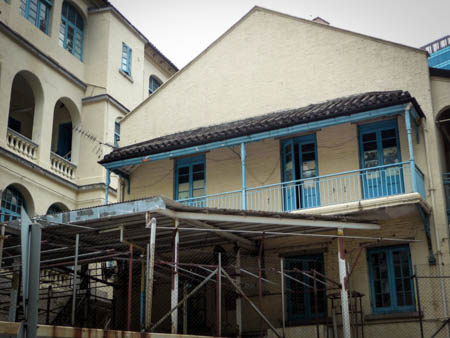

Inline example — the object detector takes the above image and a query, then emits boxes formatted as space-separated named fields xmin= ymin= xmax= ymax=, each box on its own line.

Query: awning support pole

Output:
xmin=236 ymin=248 xmax=242 ymax=336
xmin=217 ymin=252 xmax=222 ymax=336
xmin=71 ymin=234 xmax=79 ymax=326
xmin=105 ymin=169 xmax=111 ymax=205
xmin=127 ymin=244 xmax=133 ymax=331
xmin=171 ymin=218 xmax=180 ymax=334
xmin=280 ymin=258 xmax=286 ymax=338
xmin=145 ymin=214 xmax=157 ymax=330
xmin=241 ymin=142 xmax=247 ymax=210
xmin=338 ymin=228 xmax=351 ymax=338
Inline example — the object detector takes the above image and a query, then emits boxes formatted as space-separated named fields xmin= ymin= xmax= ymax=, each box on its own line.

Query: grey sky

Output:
xmin=109 ymin=0 xmax=450 ymax=69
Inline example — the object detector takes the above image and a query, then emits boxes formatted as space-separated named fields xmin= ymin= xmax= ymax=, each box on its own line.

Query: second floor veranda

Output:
xmin=101 ymin=90 xmax=429 ymax=215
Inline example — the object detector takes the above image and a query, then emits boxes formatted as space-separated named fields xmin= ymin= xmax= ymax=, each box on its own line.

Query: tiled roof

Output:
xmin=100 ymin=90 xmax=422 ymax=164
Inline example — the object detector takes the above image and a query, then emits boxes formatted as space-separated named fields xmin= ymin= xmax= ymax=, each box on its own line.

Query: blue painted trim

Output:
xmin=241 ymin=143 xmax=247 ymax=210
xmin=105 ymin=169 xmax=111 ymax=205
xmin=103 ymin=105 xmax=407 ymax=170
xmin=21 ymin=0 xmax=52 ymax=34
xmin=405 ymin=109 xmax=417 ymax=193
xmin=60 ymin=2 xmax=84 ymax=61
xmin=367 ymin=245 xmax=415 ymax=314
xmin=174 ymin=155 xmax=206 ymax=201
xmin=1 ymin=186 xmax=27 ymax=222
xmin=121 ymin=43 xmax=132 ymax=75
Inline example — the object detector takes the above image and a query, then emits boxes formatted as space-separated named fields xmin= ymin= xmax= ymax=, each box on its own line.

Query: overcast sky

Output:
xmin=109 ymin=0 xmax=450 ymax=69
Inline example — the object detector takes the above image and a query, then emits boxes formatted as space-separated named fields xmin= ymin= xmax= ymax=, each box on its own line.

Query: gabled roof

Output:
xmin=100 ymin=90 xmax=423 ymax=164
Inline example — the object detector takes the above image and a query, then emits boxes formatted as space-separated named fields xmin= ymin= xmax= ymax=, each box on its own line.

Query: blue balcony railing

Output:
xmin=177 ymin=162 xmax=426 ymax=212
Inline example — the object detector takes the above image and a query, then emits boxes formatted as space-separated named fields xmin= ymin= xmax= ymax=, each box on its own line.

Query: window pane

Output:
xmin=59 ymin=21 xmax=66 ymax=46
xmin=67 ymin=26 xmax=74 ymax=52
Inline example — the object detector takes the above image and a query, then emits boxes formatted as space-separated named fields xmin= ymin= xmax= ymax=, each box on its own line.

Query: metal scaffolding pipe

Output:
xmin=71 ymin=234 xmax=79 ymax=326
xmin=145 ymin=215 xmax=157 ymax=330
xmin=127 ymin=244 xmax=133 ymax=331
xmin=217 ymin=252 xmax=222 ymax=336
xmin=235 ymin=248 xmax=242 ymax=337
xmin=171 ymin=218 xmax=179 ymax=334
xmin=280 ymin=258 xmax=286 ymax=338
xmin=338 ymin=229 xmax=351 ymax=338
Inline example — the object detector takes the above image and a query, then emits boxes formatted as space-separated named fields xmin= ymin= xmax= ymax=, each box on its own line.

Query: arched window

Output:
xmin=149 ymin=75 xmax=162 ymax=94
xmin=47 ymin=203 xmax=63 ymax=215
xmin=1 ymin=187 xmax=26 ymax=222
xmin=59 ymin=2 xmax=84 ymax=61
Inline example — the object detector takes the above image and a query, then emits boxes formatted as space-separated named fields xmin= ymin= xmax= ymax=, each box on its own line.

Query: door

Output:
xmin=57 ymin=122 xmax=73 ymax=160
xmin=359 ymin=120 xmax=403 ymax=199
xmin=282 ymin=135 xmax=320 ymax=211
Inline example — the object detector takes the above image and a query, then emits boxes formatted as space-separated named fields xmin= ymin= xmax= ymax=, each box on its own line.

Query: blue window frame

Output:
xmin=285 ymin=254 xmax=326 ymax=320
xmin=121 ymin=43 xmax=132 ymax=76
xmin=359 ymin=119 xmax=403 ymax=199
xmin=20 ymin=0 xmax=52 ymax=34
xmin=114 ymin=121 xmax=120 ymax=147
xmin=1 ymin=187 xmax=27 ymax=222
xmin=175 ymin=156 xmax=206 ymax=204
xmin=149 ymin=75 xmax=162 ymax=94
xmin=281 ymin=134 xmax=319 ymax=211
xmin=59 ymin=2 xmax=84 ymax=61
xmin=367 ymin=245 xmax=415 ymax=314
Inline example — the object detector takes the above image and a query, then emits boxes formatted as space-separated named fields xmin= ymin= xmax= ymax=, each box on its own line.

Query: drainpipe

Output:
xmin=412 ymin=103 xmax=449 ymax=321
xmin=405 ymin=104 xmax=417 ymax=192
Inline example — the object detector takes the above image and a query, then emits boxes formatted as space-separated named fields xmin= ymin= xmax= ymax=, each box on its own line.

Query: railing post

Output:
xmin=241 ymin=143 xmax=247 ymax=210
xmin=405 ymin=105 xmax=417 ymax=193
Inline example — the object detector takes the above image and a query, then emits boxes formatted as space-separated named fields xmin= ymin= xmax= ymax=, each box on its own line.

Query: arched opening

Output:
xmin=46 ymin=202 xmax=69 ymax=215
xmin=7 ymin=71 xmax=43 ymax=142
xmin=51 ymin=97 xmax=81 ymax=163
xmin=1 ymin=184 xmax=35 ymax=221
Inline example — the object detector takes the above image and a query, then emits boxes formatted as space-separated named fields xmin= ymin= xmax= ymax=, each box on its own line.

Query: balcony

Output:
xmin=177 ymin=162 xmax=426 ymax=213
xmin=6 ymin=127 xmax=38 ymax=161
xmin=50 ymin=152 xmax=76 ymax=180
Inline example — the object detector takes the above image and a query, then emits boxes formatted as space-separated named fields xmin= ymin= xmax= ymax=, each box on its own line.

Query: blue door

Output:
xmin=359 ymin=120 xmax=403 ymax=199
xmin=282 ymin=135 xmax=320 ymax=211
xmin=57 ymin=122 xmax=72 ymax=160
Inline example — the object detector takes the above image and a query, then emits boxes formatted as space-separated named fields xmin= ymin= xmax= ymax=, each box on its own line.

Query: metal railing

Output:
xmin=50 ymin=152 xmax=77 ymax=180
xmin=422 ymin=35 xmax=450 ymax=54
xmin=6 ymin=128 xmax=38 ymax=161
xmin=177 ymin=162 xmax=426 ymax=212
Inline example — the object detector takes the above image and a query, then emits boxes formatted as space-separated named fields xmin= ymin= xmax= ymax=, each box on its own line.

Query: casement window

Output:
xmin=114 ymin=121 xmax=120 ymax=147
xmin=59 ymin=2 xmax=84 ymax=61
xmin=1 ymin=187 xmax=26 ymax=222
xmin=281 ymin=134 xmax=319 ymax=211
xmin=359 ymin=119 xmax=403 ymax=199
xmin=149 ymin=75 xmax=162 ymax=94
xmin=285 ymin=254 xmax=326 ymax=320
xmin=367 ymin=245 xmax=415 ymax=313
xmin=20 ymin=0 xmax=52 ymax=34
xmin=121 ymin=43 xmax=132 ymax=76
xmin=175 ymin=156 xmax=206 ymax=203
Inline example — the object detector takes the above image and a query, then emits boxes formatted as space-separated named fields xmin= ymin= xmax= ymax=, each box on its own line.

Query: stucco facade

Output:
xmin=0 ymin=0 xmax=176 ymax=215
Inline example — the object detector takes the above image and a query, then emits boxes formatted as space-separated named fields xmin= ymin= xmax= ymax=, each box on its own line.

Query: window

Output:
xmin=281 ymin=134 xmax=319 ymax=211
xmin=121 ymin=43 xmax=132 ymax=76
xmin=149 ymin=76 xmax=162 ymax=94
xmin=47 ymin=204 xmax=63 ymax=215
xmin=1 ymin=187 xmax=26 ymax=222
xmin=175 ymin=156 xmax=206 ymax=204
xmin=59 ymin=2 xmax=84 ymax=61
xmin=367 ymin=245 xmax=415 ymax=314
xmin=20 ymin=0 xmax=52 ymax=34
xmin=359 ymin=119 xmax=403 ymax=199
xmin=114 ymin=121 xmax=120 ymax=147
xmin=285 ymin=254 xmax=326 ymax=320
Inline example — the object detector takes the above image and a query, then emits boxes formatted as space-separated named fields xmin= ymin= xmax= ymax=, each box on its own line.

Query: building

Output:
xmin=96 ymin=7 xmax=450 ymax=337
xmin=0 ymin=0 xmax=177 ymax=219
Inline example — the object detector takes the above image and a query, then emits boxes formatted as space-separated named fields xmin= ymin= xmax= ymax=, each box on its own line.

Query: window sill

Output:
xmin=119 ymin=69 xmax=133 ymax=83
xmin=365 ymin=311 xmax=421 ymax=321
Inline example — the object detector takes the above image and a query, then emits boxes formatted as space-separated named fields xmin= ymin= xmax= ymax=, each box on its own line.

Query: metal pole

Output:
xmin=217 ymin=252 xmax=222 ymax=337
xmin=140 ymin=260 xmax=145 ymax=329
xmin=183 ymin=283 xmax=188 ymax=334
xmin=105 ymin=169 xmax=111 ymax=205
xmin=127 ymin=244 xmax=133 ymax=331
xmin=414 ymin=266 xmax=424 ymax=338
xmin=171 ymin=218 xmax=180 ymax=334
xmin=145 ymin=215 xmax=157 ymax=330
xmin=27 ymin=223 xmax=42 ymax=338
xmin=405 ymin=106 xmax=417 ymax=192
xmin=8 ymin=259 xmax=19 ymax=322
xmin=280 ymin=258 xmax=286 ymax=338
xmin=236 ymin=248 xmax=242 ymax=337
xmin=338 ymin=228 xmax=351 ymax=338
xmin=46 ymin=285 xmax=52 ymax=324
xmin=0 ymin=225 xmax=6 ymax=269
xmin=314 ymin=270 xmax=320 ymax=338
xmin=71 ymin=233 xmax=79 ymax=326
xmin=241 ymin=142 xmax=247 ymax=210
